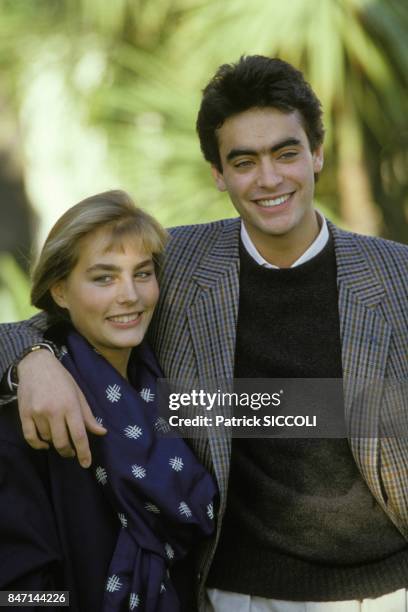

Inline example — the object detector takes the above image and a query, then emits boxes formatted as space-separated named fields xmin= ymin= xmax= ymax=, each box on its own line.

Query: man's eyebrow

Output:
xmin=226 ymin=138 xmax=302 ymax=161
xmin=86 ymin=259 xmax=153 ymax=273
xmin=270 ymin=137 xmax=302 ymax=152
xmin=226 ymin=148 xmax=256 ymax=161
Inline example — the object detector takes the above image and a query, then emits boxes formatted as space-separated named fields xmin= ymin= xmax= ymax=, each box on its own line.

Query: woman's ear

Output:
xmin=50 ymin=281 xmax=68 ymax=309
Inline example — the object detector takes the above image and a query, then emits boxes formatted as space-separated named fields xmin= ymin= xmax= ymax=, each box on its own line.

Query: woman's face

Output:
xmin=51 ymin=226 xmax=159 ymax=375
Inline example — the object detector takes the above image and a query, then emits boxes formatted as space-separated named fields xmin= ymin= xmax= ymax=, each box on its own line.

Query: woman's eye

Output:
xmin=94 ymin=275 xmax=113 ymax=284
xmin=135 ymin=271 xmax=153 ymax=279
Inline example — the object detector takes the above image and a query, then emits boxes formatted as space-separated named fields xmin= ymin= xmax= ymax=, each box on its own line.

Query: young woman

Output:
xmin=0 ymin=191 xmax=216 ymax=611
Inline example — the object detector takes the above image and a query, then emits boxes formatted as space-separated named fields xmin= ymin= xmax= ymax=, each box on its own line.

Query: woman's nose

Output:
xmin=117 ymin=278 xmax=139 ymax=303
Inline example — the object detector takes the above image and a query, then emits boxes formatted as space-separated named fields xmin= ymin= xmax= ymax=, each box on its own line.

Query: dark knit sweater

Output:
xmin=207 ymin=235 xmax=408 ymax=601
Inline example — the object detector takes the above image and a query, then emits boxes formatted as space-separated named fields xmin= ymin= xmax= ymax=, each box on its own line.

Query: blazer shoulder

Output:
xmin=167 ymin=218 xmax=239 ymax=243
xmin=344 ymin=230 xmax=408 ymax=265
xmin=331 ymin=223 xmax=408 ymax=291
xmin=163 ymin=218 xmax=240 ymax=268
xmin=330 ymin=221 xmax=407 ymax=259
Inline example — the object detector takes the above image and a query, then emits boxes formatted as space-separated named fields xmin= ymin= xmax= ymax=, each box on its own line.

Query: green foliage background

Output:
xmin=0 ymin=0 xmax=407 ymax=322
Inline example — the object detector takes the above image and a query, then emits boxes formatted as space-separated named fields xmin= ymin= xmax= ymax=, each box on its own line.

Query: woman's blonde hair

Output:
xmin=31 ymin=190 xmax=168 ymax=318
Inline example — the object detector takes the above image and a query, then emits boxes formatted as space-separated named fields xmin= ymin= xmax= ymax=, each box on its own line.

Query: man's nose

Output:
xmin=257 ymin=159 xmax=283 ymax=189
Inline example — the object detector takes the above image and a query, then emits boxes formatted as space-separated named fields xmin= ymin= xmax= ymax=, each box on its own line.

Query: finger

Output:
xmin=71 ymin=385 xmax=106 ymax=468
xmin=81 ymin=395 xmax=107 ymax=436
xmin=65 ymin=411 xmax=92 ymax=468
xmin=32 ymin=415 xmax=52 ymax=443
xmin=20 ymin=416 xmax=50 ymax=450
xmin=47 ymin=416 xmax=76 ymax=458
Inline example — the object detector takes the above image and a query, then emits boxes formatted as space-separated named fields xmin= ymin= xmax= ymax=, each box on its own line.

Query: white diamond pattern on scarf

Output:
xmin=140 ymin=387 xmax=155 ymax=402
xmin=95 ymin=466 xmax=108 ymax=485
xmin=169 ymin=456 xmax=184 ymax=472
xmin=106 ymin=384 xmax=122 ymax=403
xmin=131 ymin=464 xmax=146 ymax=479
xmin=178 ymin=501 xmax=192 ymax=518
xmin=106 ymin=574 xmax=122 ymax=592
xmin=129 ymin=592 xmax=140 ymax=609
xmin=124 ymin=424 xmax=143 ymax=440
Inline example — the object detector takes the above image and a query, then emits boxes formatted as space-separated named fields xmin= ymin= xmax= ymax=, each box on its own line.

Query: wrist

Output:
xmin=9 ymin=342 xmax=59 ymax=391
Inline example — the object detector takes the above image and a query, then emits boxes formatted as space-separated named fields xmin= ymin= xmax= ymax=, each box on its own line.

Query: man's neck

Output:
xmin=243 ymin=211 xmax=321 ymax=269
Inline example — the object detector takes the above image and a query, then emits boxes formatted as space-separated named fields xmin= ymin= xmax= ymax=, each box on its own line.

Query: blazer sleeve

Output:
xmin=0 ymin=406 xmax=63 ymax=591
xmin=0 ymin=312 xmax=49 ymax=381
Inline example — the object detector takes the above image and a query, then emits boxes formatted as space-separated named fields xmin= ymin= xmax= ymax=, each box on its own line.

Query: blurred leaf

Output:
xmin=0 ymin=0 xmax=406 ymax=240
xmin=0 ymin=254 xmax=37 ymax=322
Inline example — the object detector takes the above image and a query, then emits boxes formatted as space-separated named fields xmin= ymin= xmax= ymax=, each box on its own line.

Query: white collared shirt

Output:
xmin=240 ymin=211 xmax=329 ymax=269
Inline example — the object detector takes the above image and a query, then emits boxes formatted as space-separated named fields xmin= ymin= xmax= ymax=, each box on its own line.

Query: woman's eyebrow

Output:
xmin=86 ymin=260 xmax=153 ymax=273
xmin=86 ymin=264 xmax=120 ymax=273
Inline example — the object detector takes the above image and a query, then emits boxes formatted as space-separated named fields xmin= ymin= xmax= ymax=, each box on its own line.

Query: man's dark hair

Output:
xmin=196 ymin=56 xmax=324 ymax=171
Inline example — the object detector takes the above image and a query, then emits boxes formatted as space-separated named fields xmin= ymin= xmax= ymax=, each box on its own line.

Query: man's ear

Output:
xmin=312 ymin=145 xmax=324 ymax=174
xmin=211 ymin=165 xmax=227 ymax=192
xmin=50 ymin=281 xmax=68 ymax=309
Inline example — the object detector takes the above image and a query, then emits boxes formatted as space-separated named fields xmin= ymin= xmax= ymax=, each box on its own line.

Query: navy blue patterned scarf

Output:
xmin=61 ymin=329 xmax=216 ymax=612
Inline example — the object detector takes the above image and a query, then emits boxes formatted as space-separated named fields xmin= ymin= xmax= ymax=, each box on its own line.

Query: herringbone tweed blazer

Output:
xmin=1 ymin=217 xmax=407 ymax=607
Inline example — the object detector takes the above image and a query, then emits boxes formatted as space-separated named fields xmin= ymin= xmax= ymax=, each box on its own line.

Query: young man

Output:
xmin=1 ymin=56 xmax=408 ymax=611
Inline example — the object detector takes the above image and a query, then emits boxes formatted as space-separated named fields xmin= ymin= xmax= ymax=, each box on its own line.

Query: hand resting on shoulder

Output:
xmin=17 ymin=349 xmax=106 ymax=468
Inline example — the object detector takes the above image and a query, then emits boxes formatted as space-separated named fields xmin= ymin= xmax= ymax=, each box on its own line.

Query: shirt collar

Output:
xmin=240 ymin=211 xmax=329 ymax=269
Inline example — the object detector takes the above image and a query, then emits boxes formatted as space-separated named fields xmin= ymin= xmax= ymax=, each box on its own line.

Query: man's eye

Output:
xmin=235 ymin=160 xmax=253 ymax=168
xmin=279 ymin=151 xmax=298 ymax=160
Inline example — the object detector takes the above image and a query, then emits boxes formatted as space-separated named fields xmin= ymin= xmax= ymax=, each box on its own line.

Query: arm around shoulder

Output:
xmin=0 ymin=312 xmax=50 ymax=379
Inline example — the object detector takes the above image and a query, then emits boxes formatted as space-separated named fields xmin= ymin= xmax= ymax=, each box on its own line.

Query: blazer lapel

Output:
xmin=186 ymin=219 xmax=240 ymax=505
xmin=330 ymin=222 xmax=392 ymax=511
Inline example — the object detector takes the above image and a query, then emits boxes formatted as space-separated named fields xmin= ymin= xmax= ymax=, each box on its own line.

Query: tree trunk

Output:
xmin=0 ymin=94 xmax=35 ymax=273
xmin=336 ymin=110 xmax=381 ymax=236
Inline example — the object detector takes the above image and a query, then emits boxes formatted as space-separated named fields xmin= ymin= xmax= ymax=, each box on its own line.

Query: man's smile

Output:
xmin=253 ymin=193 xmax=294 ymax=208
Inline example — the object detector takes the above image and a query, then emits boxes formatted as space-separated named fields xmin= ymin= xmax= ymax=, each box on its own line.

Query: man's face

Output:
xmin=211 ymin=107 xmax=323 ymax=264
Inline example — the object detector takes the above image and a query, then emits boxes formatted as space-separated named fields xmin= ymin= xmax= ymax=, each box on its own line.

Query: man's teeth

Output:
xmin=257 ymin=195 xmax=290 ymax=207
xmin=109 ymin=314 xmax=140 ymax=323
